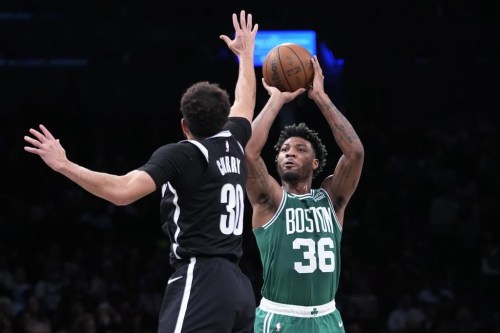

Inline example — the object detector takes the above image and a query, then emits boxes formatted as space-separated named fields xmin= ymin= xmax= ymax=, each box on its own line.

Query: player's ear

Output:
xmin=312 ymin=158 xmax=319 ymax=171
xmin=181 ymin=118 xmax=190 ymax=139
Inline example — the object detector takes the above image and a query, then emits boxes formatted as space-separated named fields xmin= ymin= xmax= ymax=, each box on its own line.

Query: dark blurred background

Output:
xmin=1 ymin=1 xmax=499 ymax=332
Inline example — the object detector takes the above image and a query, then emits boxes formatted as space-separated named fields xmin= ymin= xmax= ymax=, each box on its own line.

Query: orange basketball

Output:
xmin=262 ymin=43 xmax=314 ymax=92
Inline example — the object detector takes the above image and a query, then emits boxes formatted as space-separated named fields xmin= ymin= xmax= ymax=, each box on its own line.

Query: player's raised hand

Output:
xmin=24 ymin=124 xmax=69 ymax=172
xmin=219 ymin=10 xmax=258 ymax=57
xmin=308 ymin=55 xmax=326 ymax=99
xmin=262 ymin=77 xmax=306 ymax=104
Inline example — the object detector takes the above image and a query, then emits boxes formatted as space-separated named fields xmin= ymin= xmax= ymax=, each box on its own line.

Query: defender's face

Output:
xmin=276 ymin=137 xmax=318 ymax=181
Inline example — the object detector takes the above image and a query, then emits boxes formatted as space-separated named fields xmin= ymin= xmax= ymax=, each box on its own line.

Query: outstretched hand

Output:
xmin=24 ymin=124 xmax=68 ymax=172
xmin=262 ymin=78 xmax=306 ymax=104
xmin=219 ymin=10 xmax=258 ymax=58
xmin=308 ymin=55 xmax=326 ymax=99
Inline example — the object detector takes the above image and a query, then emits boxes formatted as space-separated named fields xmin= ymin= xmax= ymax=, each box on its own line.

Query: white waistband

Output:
xmin=259 ymin=297 xmax=336 ymax=318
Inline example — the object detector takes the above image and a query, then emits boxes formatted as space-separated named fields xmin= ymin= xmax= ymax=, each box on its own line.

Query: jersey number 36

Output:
xmin=293 ymin=238 xmax=335 ymax=273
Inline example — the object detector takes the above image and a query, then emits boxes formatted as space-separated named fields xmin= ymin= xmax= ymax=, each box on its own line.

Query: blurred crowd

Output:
xmin=1 ymin=100 xmax=498 ymax=333
xmin=1 ymin=2 xmax=499 ymax=332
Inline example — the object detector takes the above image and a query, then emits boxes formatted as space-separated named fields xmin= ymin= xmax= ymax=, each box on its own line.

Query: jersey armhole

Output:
xmin=318 ymin=188 xmax=343 ymax=233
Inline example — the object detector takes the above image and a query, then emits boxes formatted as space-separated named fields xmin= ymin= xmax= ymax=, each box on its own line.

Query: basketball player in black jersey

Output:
xmin=24 ymin=10 xmax=258 ymax=333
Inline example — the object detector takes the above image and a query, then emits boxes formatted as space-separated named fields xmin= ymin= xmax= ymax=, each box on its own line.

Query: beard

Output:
xmin=279 ymin=169 xmax=301 ymax=182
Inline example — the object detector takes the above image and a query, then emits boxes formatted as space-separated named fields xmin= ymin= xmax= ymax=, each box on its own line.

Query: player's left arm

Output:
xmin=220 ymin=10 xmax=258 ymax=123
xmin=308 ymin=56 xmax=364 ymax=224
xmin=24 ymin=124 xmax=156 ymax=206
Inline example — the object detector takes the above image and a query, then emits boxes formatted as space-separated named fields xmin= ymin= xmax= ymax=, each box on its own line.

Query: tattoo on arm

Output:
xmin=323 ymin=101 xmax=359 ymax=144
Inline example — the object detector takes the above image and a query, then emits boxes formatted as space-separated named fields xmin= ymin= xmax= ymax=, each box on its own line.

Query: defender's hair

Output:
xmin=180 ymin=81 xmax=231 ymax=138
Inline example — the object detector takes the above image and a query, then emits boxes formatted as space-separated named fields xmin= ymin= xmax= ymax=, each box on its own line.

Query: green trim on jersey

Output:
xmin=254 ymin=188 xmax=342 ymax=306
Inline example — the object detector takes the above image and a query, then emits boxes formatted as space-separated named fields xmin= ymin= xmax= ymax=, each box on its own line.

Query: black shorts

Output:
xmin=157 ymin=257 xmax=255 ymax=333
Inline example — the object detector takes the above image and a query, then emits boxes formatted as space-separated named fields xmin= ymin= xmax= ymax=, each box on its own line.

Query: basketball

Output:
xmin=262 ymin=43 xmax=314 ymax=92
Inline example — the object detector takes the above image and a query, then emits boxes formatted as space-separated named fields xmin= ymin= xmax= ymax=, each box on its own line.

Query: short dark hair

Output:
xmin=180 ymin=81 xmax=231 ymax=138
xmin=274 ymin=122 xmax=328 ymax=178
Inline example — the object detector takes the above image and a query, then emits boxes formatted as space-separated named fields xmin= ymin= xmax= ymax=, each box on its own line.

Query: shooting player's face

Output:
xmin=277 ymin=137 xmax=318 ymax=182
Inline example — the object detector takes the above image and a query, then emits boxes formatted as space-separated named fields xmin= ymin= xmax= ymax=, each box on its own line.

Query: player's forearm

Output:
xmin=57 ymin=160 xmax=126 ymax=205
xmin=232 ymin=53 xmax=256 ymax=121
xmin=246 ymin=95 xmax=283 ymax=158
xmin=313 ymin=92 xmax=364 ymax=156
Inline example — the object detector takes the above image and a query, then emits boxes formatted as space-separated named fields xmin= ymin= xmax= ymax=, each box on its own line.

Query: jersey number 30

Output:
xmin=293 ymin=238 xmax=335 ymax=273
xmin=220 ymin=183 xmax=244 ymax=235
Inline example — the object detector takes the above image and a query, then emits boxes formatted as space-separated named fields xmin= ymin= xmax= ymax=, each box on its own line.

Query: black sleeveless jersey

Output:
xmin=139 ymin=117 xmax=251 ymax=267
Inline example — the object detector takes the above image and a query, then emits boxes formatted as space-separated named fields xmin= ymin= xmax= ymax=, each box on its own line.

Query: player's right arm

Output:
xmin=220 ymin=10 xmax=258 ymax=123
xmin=24 ymin=124 xmax=156 ymax=206
xmin=308 ymin=56 xmax=364 ymax=225
xmin=246 ymin=79 xmax=305 ymax=229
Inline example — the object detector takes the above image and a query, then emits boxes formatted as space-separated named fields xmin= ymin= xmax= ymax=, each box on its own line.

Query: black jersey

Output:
xmin=139 ymin=117 xmax=251 ymax=267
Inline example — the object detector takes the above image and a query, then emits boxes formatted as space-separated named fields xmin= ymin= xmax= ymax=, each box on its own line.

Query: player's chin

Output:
xmin=280 ymin=170 xmax=301 ymax=182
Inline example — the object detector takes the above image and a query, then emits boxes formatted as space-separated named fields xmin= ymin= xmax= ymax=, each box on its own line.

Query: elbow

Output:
xmin=111 ymin=198 xmax=132 ymax=207
xmin=355 ymin=143 xmax=365 ymax=161
xmin=108 ymin=190 xmax=135 ymax=206
xmin=353 ymin=140 xmax=365 ymax=159
xmin=245 ymin=149 xmax=260 ymax=164
xmin=108 ymin=197 xmax=129 ymax=207
xmin=348 ymin=143 xmax=365 ymax=165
